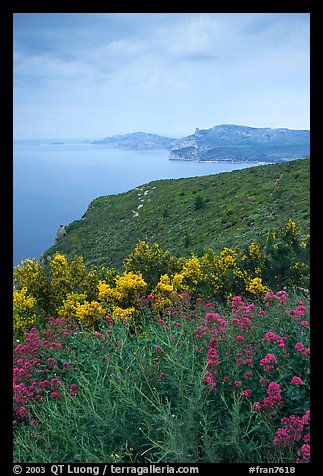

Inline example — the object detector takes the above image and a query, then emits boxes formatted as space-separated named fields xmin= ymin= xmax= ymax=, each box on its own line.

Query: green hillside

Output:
xmin=43 ymin=158 xmax=310 ymax=270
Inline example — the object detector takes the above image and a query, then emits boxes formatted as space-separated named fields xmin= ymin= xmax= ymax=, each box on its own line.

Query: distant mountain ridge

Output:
xmin=92 ymin=124 xmax=310 ymax=163
xmin=92 ymin=132 xmax=179 ymax=150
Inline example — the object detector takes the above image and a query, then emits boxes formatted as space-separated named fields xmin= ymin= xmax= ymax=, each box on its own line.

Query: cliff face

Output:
xmin=91 ymin=124 xmax=310 ymax=162
xmin=169 ymin=124 xmax=310 ymax=162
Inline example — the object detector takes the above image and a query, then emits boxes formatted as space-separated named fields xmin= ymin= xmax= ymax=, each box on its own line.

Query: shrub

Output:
xmin=13 ymin=290 xmax=309 ymax=463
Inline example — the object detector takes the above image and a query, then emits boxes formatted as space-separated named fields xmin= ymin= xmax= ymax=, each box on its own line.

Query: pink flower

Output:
xmin=291 ymin=376 xmax=303 ymax=385
xmin=204 ymin=371 xmax=216 ymax=392
xmin=160 ymin=372 xmax=167 ymax=378
xmin=236 ymin=335 xmax=244 ymax=342
xmin=260 ymin=353 xmax=278 ymax=372
xmin=302 ymin=410 xmax=310 ymax=426
xmin=234 ymin=380 xmax=242 ymax=387
xmin=261 ymin=381 xmax=283 ymax=411
xmin=296 ymin=443 xmax=310 ymax=463
xmin=300 ymin=320 xmax=309 ymax=327
xmin=242 ymin=389 xmax=252 ymax=398
xmin=303 ymin=434 xmax=310 ymax=443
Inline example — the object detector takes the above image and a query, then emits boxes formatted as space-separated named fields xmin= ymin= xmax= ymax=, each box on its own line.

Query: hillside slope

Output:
xmin=43 ymin=158 xmax=310 ymax=270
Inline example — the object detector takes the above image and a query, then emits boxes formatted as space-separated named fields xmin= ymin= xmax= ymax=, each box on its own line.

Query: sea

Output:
xmin=13 ymin=139 xmax=261 ymax=266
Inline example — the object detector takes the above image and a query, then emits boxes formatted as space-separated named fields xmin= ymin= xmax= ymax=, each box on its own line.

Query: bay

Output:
xmin=13 ymin=140 xmax=260 ymax=265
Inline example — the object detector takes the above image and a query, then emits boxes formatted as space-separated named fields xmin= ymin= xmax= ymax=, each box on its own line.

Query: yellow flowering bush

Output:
xmin=97 ymin=272 xmax=147 ymax=322
xmin=12 ymin=219 xmax=309 ymax=333
xmin=115 ymin=272 xmax=147 ymax=303
xmin=13 ymin=287 xmax=38 ymax=334
xmin=112 ymin=306 xmax=137 ymax=323
xmin=177 ymin=255 xmax=203 ymax=293
xmin=249 ymin=241 xmax=262 ymax=259
xmin=124 ymin=240 xmax=179 ymax=288
xmin=152 ymin=274 xmax=176 ymax=310
xmin=155 ymin=274 xmax=174 ymax=293
xmin=97 ymin=280 xmax=122 ymax=303
xmin=246 ymin=277 xmax=269 ymax=296
xmin=75 ymin=300 xmax=106 ymax=327
xmin=171 ymin=273 xmax=184 ymax=292
xmin=283 ymin=219 xmax=299 ymax=238
xmin=57 ymin=292 xmax=87 ymax=319
xmin=13 ymin=258 xmax=49 ymax=311
xmin=49 ymin=253 xmax=88 ymax=304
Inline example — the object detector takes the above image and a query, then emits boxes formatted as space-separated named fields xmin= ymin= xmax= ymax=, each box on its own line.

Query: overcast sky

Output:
xmin=13 ymin=13 xmax=310 ymax=140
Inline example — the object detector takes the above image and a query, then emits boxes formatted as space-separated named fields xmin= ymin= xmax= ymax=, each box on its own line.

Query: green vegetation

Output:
xmin=43 ymin=158 xmax=309 ymax=271
xmin=14 ymin=289 xmax=310 ymax=463
xmin=13 ymin=158 xmax=310 ymax=463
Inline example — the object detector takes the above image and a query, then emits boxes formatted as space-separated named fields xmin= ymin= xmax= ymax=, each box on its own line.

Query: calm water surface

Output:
xmin=13 ymin=140 xmax=259 ymax=265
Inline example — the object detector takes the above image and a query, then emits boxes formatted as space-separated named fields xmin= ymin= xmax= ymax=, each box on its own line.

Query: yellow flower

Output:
xmin=246 ymin=277 xmax=269 ymax=295
xmin=284 ymin=219 xmax=299 ymax=237
xmin=156 ymin=274 xmax=173 ymax=293
xmin=112 ymin=306 xmax=136 ymax=322
xmin=172 ymin=273 xmax=184 ymax=291
xmin=255 ymin=267 xmax=262 ymax=276
xmin=75 ymin=300 xmax=105 ymax=327
xmin=249 ymin=242 xmax=261 ymax=259
xmin=97 ymin=280 xmax=122 ymax=302
xmin=115 ymin=272 xmax=147 ymax=296
xmin=223 ymin=255 xmax=235 ymax=267
xmin=233 ymin=267 xmax=248 ymax=280
xmin=58 ymin=292 xmax=87 ymax=319
xmin=13 ymin=287 xmax=38 ymax=334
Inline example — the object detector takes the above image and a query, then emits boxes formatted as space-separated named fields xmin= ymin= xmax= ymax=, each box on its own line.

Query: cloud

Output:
xmin=13 ymin=13 xmax=310 ymax=139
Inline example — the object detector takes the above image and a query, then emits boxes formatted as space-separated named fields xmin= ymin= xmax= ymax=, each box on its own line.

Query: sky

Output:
xmin=13 ymin=13 xmax=310 ymax=140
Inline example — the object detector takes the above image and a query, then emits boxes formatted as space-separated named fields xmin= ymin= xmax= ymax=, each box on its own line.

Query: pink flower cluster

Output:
xmin=203 ymin=312 xmax=225 ymax=392
xmin=262 ymin=332 xmax=287 ymax=349
xmin=294 ymin=342 xmax=310 ymax=358
xmin=289 ymin=300 xmax=307 ymax=321
xmin=274 ymin=410 xmax=310 ymax=463
xmin=231 ymin=296 xmax=255 ymax=332
xmin=264 ymin=290 xmax=288 ymax=306
xmin=13 ymin=319 xmax=80 ymax=424
xmin=260 ymin=353 xmax=278 ymax=372
xmin=253 ymin=381 xmax=283 ymax=413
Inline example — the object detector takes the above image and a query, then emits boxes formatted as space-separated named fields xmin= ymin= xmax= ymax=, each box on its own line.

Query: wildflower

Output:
xmin=303 ymin=434 xmax=310 ymax=443
xmin=260 ymin=353 xmax=278 ymax=372
xmin=295 ymin=342 xmax=305 ymax=353
xmin=261 ymin=381 xmax=283 ymax=411
xmin=63 ymin=361 xmax=72 ymax=367
xmin=242 ymin=389 xmax=252 ymax=398
xmin=234 ymin=380 xmax=242 ymax=387
xmin=246 ymin=277 xmax=269 ymax=295
xmin=302 ymin=410 xmax=310 ymax=426
xmin=297 ymin=444 xmax=310 ymax=462
xmin=236 ymin=335 xmax=244 ymax=342
xmin=204 ymin=371 xmax=216 ymax=392
xmin=291 ymin=376 xmax=303 ymax=385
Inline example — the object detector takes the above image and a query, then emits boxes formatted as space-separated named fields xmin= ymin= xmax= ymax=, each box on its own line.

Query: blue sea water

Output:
xmin=13 ymin=139 xmax=260 ymax=266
